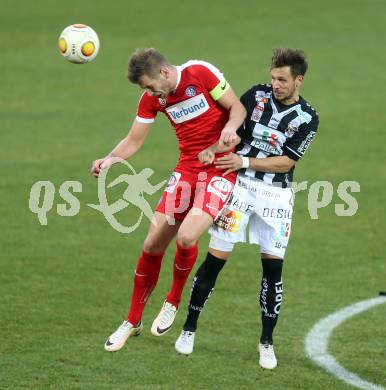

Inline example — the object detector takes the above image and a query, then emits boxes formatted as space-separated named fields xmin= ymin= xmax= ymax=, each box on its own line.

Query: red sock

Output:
xmin=127 ymin=249 xmax=164 ymax=325
xmin=166 ymin=241 xmax=198 ymax=307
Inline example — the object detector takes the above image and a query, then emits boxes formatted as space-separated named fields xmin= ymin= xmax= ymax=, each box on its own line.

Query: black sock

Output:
xmin=183 ymin=252 xmax=226 ymax=332
xmin=259 ymin=258 xmax=284 ymax=344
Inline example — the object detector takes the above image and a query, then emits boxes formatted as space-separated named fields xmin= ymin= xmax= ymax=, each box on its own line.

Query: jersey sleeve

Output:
xmin=282 ymin=114 xmax=319 ymax=161
xmin=195 ymin=62 xmax=230 ymax=101
xmin=136 ymin=92 xmax=158 ymax=123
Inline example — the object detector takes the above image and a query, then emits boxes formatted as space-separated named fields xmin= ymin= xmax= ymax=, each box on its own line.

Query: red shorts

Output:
xmin=156 ymin=168 xmax=236 ymax=221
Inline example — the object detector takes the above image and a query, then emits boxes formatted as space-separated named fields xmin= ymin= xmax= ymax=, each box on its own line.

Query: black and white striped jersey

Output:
xmin=236 ymin=83 xmax=319 ymax=187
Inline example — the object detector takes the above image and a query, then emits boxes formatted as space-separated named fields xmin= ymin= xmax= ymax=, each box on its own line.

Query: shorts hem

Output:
xmin=259 ymin=247 xmax=286 ymax=258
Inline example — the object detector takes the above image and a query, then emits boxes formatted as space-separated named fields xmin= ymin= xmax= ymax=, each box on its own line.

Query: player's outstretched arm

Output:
xmin=247 ymin=155 xmax=296 ymax=173
xmin=216 ymin=88 xmax=246 ymax=145
xmin=91 ymin=120 xmax=151 ymax=178
xmin=215 ymin=154 xmax=296 ymax=176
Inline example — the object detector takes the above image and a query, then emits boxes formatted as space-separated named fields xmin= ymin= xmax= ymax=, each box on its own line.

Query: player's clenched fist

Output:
xmin=219 ymin=128 xmax=238 ymax=146
xmin=91 ymin=157 xmax=115 ymax=178
xmin=91 ymin=158 xmax=105 ymax=178
xmin=198 ymin=147 xmax=216 ymax=165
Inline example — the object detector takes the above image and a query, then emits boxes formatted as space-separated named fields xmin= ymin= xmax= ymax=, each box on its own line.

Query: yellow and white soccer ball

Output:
xmin=58 ymin=24 xmax=100 ymax=64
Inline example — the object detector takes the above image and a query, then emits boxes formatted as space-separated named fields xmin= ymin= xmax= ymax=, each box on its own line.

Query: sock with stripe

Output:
xmin=166 ymin=241 xmax=198 ymax=307
xmin=127 ymin=249 xmax=164 ymax=325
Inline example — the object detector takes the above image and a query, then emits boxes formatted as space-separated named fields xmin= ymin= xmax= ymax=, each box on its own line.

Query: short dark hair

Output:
xmin=270 ymin=48 xmax=308 ymax=78
xmin=127 ymin=48 xmax=169 ymax=84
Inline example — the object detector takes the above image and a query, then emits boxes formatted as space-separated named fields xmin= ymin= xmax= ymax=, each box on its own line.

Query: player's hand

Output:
xmin=91 ymin=157 xmax=115 ymax=178
xmin=219 ymin=128 xmax=237 ymax=146
xmin=215 ymin=153 xmax=243 ymax=176
xmin=198 ymin=147 xmax=216 ymax=165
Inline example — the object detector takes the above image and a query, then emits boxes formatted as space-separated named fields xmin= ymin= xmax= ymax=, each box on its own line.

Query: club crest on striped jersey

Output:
xmin=165 ymin=93 xmax=210 ymax=124
xmin=285 ymin=124 xmax=299 ymax=137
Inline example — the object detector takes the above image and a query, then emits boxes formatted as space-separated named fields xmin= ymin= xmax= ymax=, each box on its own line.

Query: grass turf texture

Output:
xmin=1 ymin=0 xmax=385 ymax=388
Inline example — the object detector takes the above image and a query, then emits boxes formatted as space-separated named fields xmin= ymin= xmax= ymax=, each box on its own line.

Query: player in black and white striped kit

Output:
xmin=175 ymin=48 xmax=319 ymax=369
xmin=234 ymin=81 xmax=318 ymax=187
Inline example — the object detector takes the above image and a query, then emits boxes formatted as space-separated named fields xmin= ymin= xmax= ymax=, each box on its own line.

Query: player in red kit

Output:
xmin=91 ymin=48 xmax=246 ymax=351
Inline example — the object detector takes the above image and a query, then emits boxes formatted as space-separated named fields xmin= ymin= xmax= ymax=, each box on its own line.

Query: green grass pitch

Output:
xmin=1 ymin=0 xmax=385 ymax=388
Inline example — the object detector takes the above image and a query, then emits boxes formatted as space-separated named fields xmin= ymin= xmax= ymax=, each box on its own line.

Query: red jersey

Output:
xmin=136 ymin=60 xmax=231 ymax=169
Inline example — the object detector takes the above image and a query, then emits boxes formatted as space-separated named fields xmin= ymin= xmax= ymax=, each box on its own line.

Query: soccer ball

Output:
xmin=58 ymin=24 xmax=100 ymax=64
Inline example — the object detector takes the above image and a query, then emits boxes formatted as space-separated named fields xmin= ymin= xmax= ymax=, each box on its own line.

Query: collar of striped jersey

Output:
xmin=272 ymin=91 xmax=303 ymax=111
xmin=173 ymin=65 xmax=182 ymax=93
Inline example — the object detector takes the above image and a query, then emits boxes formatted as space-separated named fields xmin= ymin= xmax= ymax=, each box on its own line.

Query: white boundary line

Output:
xmin=305 ymin=296 xmax=386 ymax=390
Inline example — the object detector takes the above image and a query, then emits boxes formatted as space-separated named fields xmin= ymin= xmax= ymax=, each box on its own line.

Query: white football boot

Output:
xmin=258 ymin=342 xmax=277 ymax=369
xmin=104 ymin=320 xmax=142 ymax=352
xmin=175 ymin=330 xmax=195 ymax=355
xmin=151 ymin=301 xmax=178 ymax=336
